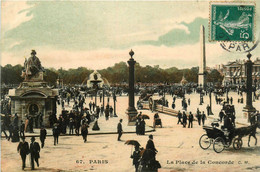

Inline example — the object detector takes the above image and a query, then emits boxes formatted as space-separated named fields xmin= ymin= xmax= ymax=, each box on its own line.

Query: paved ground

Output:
xmin=1 ymin=91 xmax=260 ymax=172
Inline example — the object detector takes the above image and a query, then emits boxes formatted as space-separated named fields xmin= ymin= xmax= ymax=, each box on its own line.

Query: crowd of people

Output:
xmin=1 ymin=83 xmax=260 ymax=171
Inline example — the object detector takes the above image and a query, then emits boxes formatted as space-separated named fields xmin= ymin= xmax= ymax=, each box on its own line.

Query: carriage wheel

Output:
xmin=199 ymin=134 xmax=212 ymax=150
xmin=213 ymin=137 xmax=225 ymax=153
xmin=233 ymin=138 xmax=243 ymax=150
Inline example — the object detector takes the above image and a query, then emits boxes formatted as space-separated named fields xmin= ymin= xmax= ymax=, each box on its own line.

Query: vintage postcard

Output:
xmin=1 ymin=0 xmax=260 ymax=172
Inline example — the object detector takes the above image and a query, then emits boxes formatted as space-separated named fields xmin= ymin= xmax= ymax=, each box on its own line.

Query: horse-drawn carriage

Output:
xmin=199 ymin=122 xmax=259 ymax=153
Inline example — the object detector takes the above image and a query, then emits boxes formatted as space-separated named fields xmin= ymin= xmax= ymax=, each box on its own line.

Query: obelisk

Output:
xmin=198 ymin=25 xmax=206 ymax=89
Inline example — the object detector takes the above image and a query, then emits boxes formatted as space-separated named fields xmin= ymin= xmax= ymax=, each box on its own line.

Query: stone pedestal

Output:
xmin=9 ymin=81 xmax=58 ymax=128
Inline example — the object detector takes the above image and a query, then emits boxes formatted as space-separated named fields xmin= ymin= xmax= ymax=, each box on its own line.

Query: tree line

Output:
xmin=0 ymin=62 xmax=223 ymax=86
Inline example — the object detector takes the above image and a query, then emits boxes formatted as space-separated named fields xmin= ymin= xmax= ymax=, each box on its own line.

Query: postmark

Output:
xmin=210 ymin=2 xmax=255 ymax=42
xmin=219 ymin=40 xmax=259 ymax=53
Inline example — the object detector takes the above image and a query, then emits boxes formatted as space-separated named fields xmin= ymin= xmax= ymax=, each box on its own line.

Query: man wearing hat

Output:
xmin=117 ymin=119 xmax=123 ymax=141
xmin=40 ymin=127 xmax=47 ymax=148
xmin=146 ymin=135 xmax=158 ymax=160
xmin=29 ymin=136 xmax=41 ymax=170
xmin=17 ymin=137 xmax=29 ymax=170
xmin=19 ymin=120 xmax=25 ymax=138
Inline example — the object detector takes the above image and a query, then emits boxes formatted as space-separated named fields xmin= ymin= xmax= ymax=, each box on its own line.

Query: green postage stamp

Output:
xmin=210 ymin=2 xmax=255 ymax=42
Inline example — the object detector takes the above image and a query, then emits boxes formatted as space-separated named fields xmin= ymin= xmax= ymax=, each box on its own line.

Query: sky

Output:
xmin=1 ymin=0 xmax=260 ymax=70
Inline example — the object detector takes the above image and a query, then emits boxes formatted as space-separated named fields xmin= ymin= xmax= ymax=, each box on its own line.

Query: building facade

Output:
xmin=222 ymin=58 xmax=260 ymax=86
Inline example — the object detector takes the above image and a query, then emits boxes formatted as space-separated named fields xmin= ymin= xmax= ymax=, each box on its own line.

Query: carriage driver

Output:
xmin=223 ymin=114 xmax=234 ymax=141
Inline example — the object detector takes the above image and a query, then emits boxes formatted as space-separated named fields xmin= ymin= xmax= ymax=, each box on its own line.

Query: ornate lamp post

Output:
xmin=126 ymin=49 xmax=138 ymax=125
xmin=243 ymin=53 xmax=256 ymax=121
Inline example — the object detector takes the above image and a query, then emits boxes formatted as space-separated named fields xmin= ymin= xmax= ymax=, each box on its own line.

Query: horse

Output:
xmin=138 ymin=149 xmax=161 ymax=172
xmin=233 ymin=123 xmax=259 ymax=147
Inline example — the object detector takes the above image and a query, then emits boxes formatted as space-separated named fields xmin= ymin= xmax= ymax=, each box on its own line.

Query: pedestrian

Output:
xmin=201 ymin=111 xmax=207 ymax=125
xmin=197 ymin=111 xmax=201 ymax=126
xmin=69 ymin=118 xmax=74 ymax=135
xmin=188 ymin=98 xmax=190 ymax=106
xmin=12 ymin=125 xmax=20 ymax=142
xmin=219 ymin=110 xmax=225 ymax=122
xmin=206 ymin=105 xmax=210 ymax=116
xmin=100 ymin=105 xmax=104 ymax=116
xmin=13 ymin=113 xmax=19 ymax=127
xmin=188 ymin=112 xmax=193 ymax=128
xmin=40 ymin=127 xmax=47 ymax=148
xmin=131 ymin=145 xmax=141 ymax=172
xmin=52 ymin=123 xmax=60 ymax=146
xmin=146 ymin=135 xmax=157 ymax=160
xmin=19 ymin=120 xmax=25 ymax=138
xmin=29 ymin=136 xmax=41 ymax=170
xmin=28 ymin=116 xmax=34 ymax=133
xmin=140 ymin=118 xmax=146 ymax=135
xmin=230 ymin=97 xmax=233 ymax=104
xmin=105 ymin=105 xmax=110 ymax=120
xmin=135 ymin=117 xmax=141 ymax=135
xmin=109 ymin=106 xmax=113 ymax=117
xmin=81 ymin=122 xmax=89 ymax=143
xmin=117 ymin=119 xmax=123 ymax=141
xmin=39 ymin=112 xmax=43 ymax=127
xmin=89 ymin=102 xmax=92 ymax=111
xmin=182 ymin=111 xmax=187 ymax=128
xmin=177 ymin=111 xmax=182 ymax=125
xmin=8 ymin=123 xmax=13 ymax=141
xmin=17 ymin=137 xmax=29 ymax=170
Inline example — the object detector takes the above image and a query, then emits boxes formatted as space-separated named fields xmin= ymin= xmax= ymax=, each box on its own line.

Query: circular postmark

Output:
xmin=219 ymin=39 xmax=259 ymax=53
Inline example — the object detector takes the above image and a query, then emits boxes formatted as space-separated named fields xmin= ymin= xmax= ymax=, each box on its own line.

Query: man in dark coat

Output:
xmin=177 ymin=111 xmax=182 ymax=124
xmin=117 ymin=119 xmax=123 ymax=141
xmin=19 ymin=120 xmax=25 ymax=138
xmin=17 ymin=137 xmax=29 ymax=170
xmin=135 ymin=118 xmax=141 ymax=135
xmin=182 ymin=112 xmax=187 ymax=128
xmin=13 ymin=113 xmax=19 ymax=127
xmin=219 ymin=110 xmax=225 ymax=122
xmin=52 ymin=124 xmax=60 ymax=145
xmin=105 ymin=106 xmax=110 ymax=120
xmin=29 ymin=136 xmax=41 ymax=170
xmin=140 ymin=119 xmax=146 ymax=135
xmin=40 ymin=127 xmax=47 ymax=148
xmin=28 ymin=116 xmax=34 ymax=133
xmin=39 ymin=112 xmax=43 ymax=127
xmin=146 ymin=135 xmax=157 ymax=160
xmin=8 ymin=123 xmax=13 ymax=141
xmin=89 ymin=102 xmax=92 ymax=111
xmin=81 ymin=122 xmax=89 ymax=143
xmin=201 ymin=111 xmax=207 ymax=126
xmin=188 ymin=112 xmax=194 ymax=128
xmin=69 ymin=118 xmax=74 ymax=135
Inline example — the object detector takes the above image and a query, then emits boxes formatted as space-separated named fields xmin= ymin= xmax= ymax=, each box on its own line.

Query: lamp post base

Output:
xmin=126 ymin=108 xmax=138 ymax=126
xmin=243 ymin=106 xmax=256 ymax=122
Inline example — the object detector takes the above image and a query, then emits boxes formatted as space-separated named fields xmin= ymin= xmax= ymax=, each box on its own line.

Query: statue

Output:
xmin=22 ymin=50 xmax=44 ymax=80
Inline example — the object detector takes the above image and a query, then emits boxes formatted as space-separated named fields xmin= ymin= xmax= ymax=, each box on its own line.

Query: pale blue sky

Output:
xmin=1 ymin=0 xmax=259 ymax=69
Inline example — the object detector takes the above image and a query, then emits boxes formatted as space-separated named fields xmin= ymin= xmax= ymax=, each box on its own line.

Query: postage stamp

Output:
xmin=210 ymin=2 xmax=255 ymax=42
